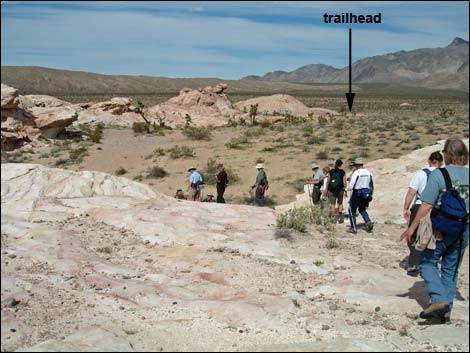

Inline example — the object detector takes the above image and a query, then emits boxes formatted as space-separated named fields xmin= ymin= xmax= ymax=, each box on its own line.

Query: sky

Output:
xmin=1 ymin=1 xmax=469 ymax=79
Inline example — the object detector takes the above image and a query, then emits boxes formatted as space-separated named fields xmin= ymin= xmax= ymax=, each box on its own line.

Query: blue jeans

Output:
xmin=420 ymin=225 xmax=469 ymax=309
xmin=348 ymin=191 xmax=371 ymax=231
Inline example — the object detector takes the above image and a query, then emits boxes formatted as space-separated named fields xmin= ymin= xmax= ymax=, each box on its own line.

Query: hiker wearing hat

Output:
xmin=203 ymin=194 xmax=216 ymax=203
xmin=345 ymin=158 xmax=374 ymax=233
xmin=306 ymin=163 xmax=324 ymax=205
xmin=252 ymin=163 xmax=269 ymax=206
xmin=402 ymin=151 xmax=443 ymax=277
xmin=187 ymin=167 xmax=204 ymax=201
xmin=326 ymin=159 xmax=348 ymax=223
xmin=215 ymin=163 xmax=228 ymax=203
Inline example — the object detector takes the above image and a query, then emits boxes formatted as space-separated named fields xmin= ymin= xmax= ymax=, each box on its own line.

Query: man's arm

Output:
xmin=346 ymin=172 xmax=357 ymax=192
xmin=403 ymin=188 xmax=418 ymax=221
xmin=400 ymin=202 xmax=433 ymax=242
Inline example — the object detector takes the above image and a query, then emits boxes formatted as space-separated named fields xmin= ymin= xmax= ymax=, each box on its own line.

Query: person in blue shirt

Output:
xmin=401 ymin=138 xmax=469 ymax=322
xmin=187 ymin=167 xmax=203 ymax=201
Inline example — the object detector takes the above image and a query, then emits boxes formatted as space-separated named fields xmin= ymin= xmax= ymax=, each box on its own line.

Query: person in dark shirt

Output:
xmin=216 ymin=164 xmax=228 ymax=203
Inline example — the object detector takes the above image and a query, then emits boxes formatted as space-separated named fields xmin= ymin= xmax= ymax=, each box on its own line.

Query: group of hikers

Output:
xmin=173 ymin=137 xmax=468 ymax=324
xmin=306 ymin=157 xmax=374 ymax=233
xmin=174 ymin=163 xmax=269 ymax=206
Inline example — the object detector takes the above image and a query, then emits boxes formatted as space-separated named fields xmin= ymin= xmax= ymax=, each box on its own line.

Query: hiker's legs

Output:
xmin=348 ymin=195 xmax=358 ymax=232
xmin=312 ymin=188 xmax=321 ymax=205
xmin=440 ymin=226 xmax=469 ymax=309
xmin=407 ymin=204 xmax=423 ymax=270
xmin=191 ymin=188 xmax=198 ymax=201
xmin=420 ymin=240 xmax=449 ymax=305
xmin=217 ymin=185 xmax=226 ymax=203
xmin=255 ymin=186 xmax=265 ymax=206
xmin=357 ymin=198 xmax=371 ymax=225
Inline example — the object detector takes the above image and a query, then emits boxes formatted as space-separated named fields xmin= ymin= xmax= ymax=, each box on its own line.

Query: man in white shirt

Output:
xmin=346 ymin=158 xmax=374 ymax=234
xmin=187 ymin=167 xmax=204 ymax=201
xmin=402 ymin=151 xmax=443 ymax=276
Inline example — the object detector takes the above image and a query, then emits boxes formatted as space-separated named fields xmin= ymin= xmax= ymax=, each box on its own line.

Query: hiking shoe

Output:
xmin=366 ymin=222 xmax=374 ymax=232
xmin=346 ymin=228 xmax=357 ymax=234
xmin=406 ymin=266 xmax=420 ymax=277
xmin=419 ymin=302 xmax=450 ymax=319
xmin=338 ymin=214 xmax=345 ymax=224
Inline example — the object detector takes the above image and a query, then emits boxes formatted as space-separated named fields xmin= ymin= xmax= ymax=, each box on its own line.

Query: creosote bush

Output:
xmin=167 ymin=145 xmax=195 ymax=159
xmin=182 ymin=126 xmax=212 ymax=141
xmin=147 ymin=166 xmax=168 ymax=179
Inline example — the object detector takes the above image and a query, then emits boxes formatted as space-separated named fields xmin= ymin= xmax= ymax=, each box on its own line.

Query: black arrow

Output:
xmin=345 ymin=28 xmax=355 ymax=112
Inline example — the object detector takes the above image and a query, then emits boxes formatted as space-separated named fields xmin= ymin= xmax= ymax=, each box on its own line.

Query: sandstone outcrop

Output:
xmin=146 ymin=84 xmax=241 ymax=127
xmin=235 ymin=94 xmax=338 ymax=118
xmin=75 ymin=97 xmax=143 ymax=127
xmin=1 ymin=85 xmax=78 ymax=149
xmin=1 ymin=158 xmax=468 ymax=351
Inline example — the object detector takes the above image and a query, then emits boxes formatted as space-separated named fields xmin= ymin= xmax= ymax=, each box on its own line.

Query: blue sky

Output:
xmin=1 ymin=1 xmax=469 ymax=79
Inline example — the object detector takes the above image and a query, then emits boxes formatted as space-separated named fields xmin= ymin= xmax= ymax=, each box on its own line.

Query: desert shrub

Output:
xmin=96 ymin=246 xmax=112 ymax=254
xmin=274 ymin=229 xmax=293 ymax=241
xmin=115 ymin=167 xmax=127 ymax=176
xmin=225 ymin=135 xmax=250 ymax=149
xmin=238 ymin=117 xmax=247 ymax=126
xmin=245 ymin=127 xmax=265 ymax=137
xmin=259 ymin=120 xmax=272 ymax=128
xmin=132 ymin=121 xmax=166 ymax=135
xmin=147 ymin=166 xmax=168 ymax=178
xmin=439 ymin=108 xmax=455 ymax=119
xmin=69 ymin=144 xmax=89 ymax=163
xmin=255 ymin=157 xmax=265 ymax=163
xmin=153 ymin=147 xmax=166 ymax=157
xmin=167 ymin=145 xmax=195 ymax=159
xmin=54 ymin=158 xmax=68 ymax=166
xmin=276 ymin=207 xmax=311 ymax=233
xmin=133 ymin=175 xmax=143 ymax=182
xmin=306 ymin=135 xmax=325 ymax=145
xmin=287 ymin=178 xmax=307 ymax=193
xmin=355 ymin=135 xmax=368 ymax=147
xmin=182 ymin=126 xmax=212 ymax=141
xmin=325 ymin=235 xmax=339 ymax=249
xmin=318 ymin=116 xmax=328 ymax=126
xmin=227 ymin=118 xmax=238 ymax=127
xmin=316 ymin=149 xmax=329 ymax=160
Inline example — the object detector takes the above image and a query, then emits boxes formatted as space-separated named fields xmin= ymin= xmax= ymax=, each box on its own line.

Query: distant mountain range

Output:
xmin=1 ymin=38 xmax=468 ymax=95
xmin=243 ymin=38 xmax=469 ymax=91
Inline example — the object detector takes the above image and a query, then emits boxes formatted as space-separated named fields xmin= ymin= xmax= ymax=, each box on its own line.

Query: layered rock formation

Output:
xmin=1 ymin=84 xmax=78 ymax=149
xmin=235 ymin=94 xmax=337 ymax=118
xmin=1 ymin=157 xmax=468 ymax=351
xmin=146 ymin=84 xmax=241 ymax=127
xmin=76 ymin=97 xmax=143 ymax=127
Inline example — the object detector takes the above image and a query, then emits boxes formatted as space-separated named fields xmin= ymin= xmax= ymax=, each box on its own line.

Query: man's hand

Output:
xmin=403 ymin=209 xmax=411 ymax=222
xmin=400 ymin=228 xmax=415 ymax=243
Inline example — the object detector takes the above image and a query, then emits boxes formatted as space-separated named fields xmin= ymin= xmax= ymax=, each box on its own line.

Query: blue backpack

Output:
xmin=431 ymin=168 xmax=468 ymax=236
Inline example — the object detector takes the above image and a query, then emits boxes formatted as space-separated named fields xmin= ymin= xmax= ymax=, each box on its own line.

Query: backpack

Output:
xmin=430 ymin=168 xmax=468 ymax=236
xmin=328 ymin=169 xmax=344 ymax=192
xmin=430 ymin=168 xmax=469 ymax=280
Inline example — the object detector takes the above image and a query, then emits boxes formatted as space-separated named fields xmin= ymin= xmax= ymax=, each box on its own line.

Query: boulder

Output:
xmin=146 ymin=83 xmax=241 ymax=127
xmin=235 ymin=94 xmax=337 ymax=118
xmin=75 ymin=97 xmax=142 ymax=126
xmin=1 ymin=84 xmax=19 ymax=110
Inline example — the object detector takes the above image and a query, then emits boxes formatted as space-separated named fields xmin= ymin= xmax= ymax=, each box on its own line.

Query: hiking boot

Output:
xmin=440 ymin=311 xmax=451 ymax=324
xmin=419 ymin=302 xmax=450 ymax=319
xmin=366 ymin=222 xmax=374 ymax=232
xmin=346 ymin=228 xmax=357 ymax=234
xmin=406 ymin=266 xmax=420 ymax=277
xmin=338 ymin=214 xmax=345 ymax=224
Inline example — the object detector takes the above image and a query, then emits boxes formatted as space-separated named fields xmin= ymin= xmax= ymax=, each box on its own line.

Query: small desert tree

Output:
xmin=249 ymin=104 xmax=258 ymax=125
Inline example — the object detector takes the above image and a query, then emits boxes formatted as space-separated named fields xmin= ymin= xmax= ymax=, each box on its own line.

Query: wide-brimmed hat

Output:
xmin=353 ymin=158 xmax=364 ymax=165
xmin=311 ymin=163 xmax=319 ymax=169
xmin=256 ymin=163 xmax=264 ymax=169
xmin=187 ymin=167 xmax=197 ymax=172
